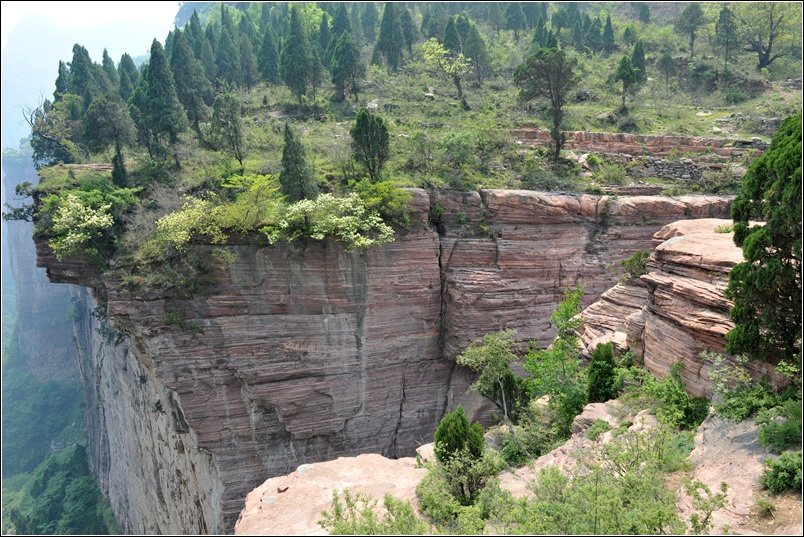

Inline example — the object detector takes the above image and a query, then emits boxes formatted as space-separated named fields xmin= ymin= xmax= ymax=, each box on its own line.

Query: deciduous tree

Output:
xmin=514 ymin=48 xmax=578 ymax=161
xmin=423 ymin=38 xmax=471 ymax=110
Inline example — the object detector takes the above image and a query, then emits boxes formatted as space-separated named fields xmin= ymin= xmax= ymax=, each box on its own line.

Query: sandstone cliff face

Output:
xmin=579 ymin=218 xmax=783 ymax=398
xmin=36 ymin=189 xmax=732 ymax=533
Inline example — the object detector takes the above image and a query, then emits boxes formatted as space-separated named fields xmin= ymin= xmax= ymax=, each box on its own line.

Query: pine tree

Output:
xmin=443 ymin=17 xmax=461 ymax=54
xmin=280 ymin=6 xmax=313 ymax=105
xmin=54 ymin=61 xmax=70 ymax=102
xmin=463 ymin=23 xmax=489 ymax=84
xmin=675 ymin=2 xmax=706 ymax=61
xmin=319 ymin=12 xmax=331 ymax=54
xmin=361 ymin=2 xmax=378 ymax=43
xmin=505 ymin=2 xmax=526 ymax=41
xmin=631 ymin=40 xmax=647 ymax=83
xmin=170 ymin=28 xmax=213 ymax=136
xmin=433 ymin=405 xmax=484 ymax=464
xmin=144 ymin=38 xmax=188 ymax=168
xmin=614 ymin=55 xmax=637 ymax=109
xmin=585 ymin=17 xmax=602 ymax=52
xmin=350 ymin=108 xmax=389 ymax=182
xmin=200 ymin=36 xmax=218 ymax=86
xmin=427 ymin=4 xmax=449 ymax=40
xmin=400 ymin=6 xmax=417 ymax=57
xmin=258 ymin=26 xmax=281 ymax=85
xmin=211 ymin=92 xmax=245 ymax=169
xmin=602 ymin=14 xmax=616 ymax=53
xmin=455 ymin=14 xmax=471 ymax=49
xmin=349 ymin=4 xmax=363 ymax=45
xmin=638 ymin=2 xmax=651 ymax=24
xmin=239 ymin=34 xmax=259 ymax=91
xmin=118 ymin=53 xmax=140 ymax=90
xmin=657 ymin=52 xmax=677 ymax=89
xmin=68 ymin=44 xmax=96 ymax=98
xmin=331 ymin=32 xmax=365 ymax=102
xmin=572 ymin=21 xmax=583 ymax=49
xmin=101 ymin=49 xmax=119 ymax=89
xmin=586 ymin=343 xmax=618 ymax=403
xmin=522 ymin=2 xmax=541 ymax=30
xmin=84 ymin=93 xmax=135 ymax=186
xmin=187 ymin=10 xmax=204 ymax=57
xmin=376 ymin=2 xmax=404 ymax=72
xmin=726 ymin=113 xmax=802 ymax=361
xmin=216 ymin=25 xmax=242 ymax=87
xmin=487 ymin=2 xmax=503 ymax=35
xmin=715 ymin=6 xmax=737 ymax=72
xmin=279 ymin=122 xmax=319 ymax=202
xmin=331 ymin=3 xmax=351 ymax=39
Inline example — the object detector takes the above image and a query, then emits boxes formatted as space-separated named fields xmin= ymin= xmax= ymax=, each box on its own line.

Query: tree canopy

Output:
xmin=725 ymin=113 xmax=802 ymax=362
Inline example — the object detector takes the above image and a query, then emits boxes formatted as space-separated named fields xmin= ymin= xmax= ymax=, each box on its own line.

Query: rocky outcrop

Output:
xmin=579 ymin=218 xmax=785 ymax=398
xmin=36 ymin=189 xmax=733 ymax=533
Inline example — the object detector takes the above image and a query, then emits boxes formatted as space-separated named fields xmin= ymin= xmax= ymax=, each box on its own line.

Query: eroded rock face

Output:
xmin=36 ymin=190 xmax=733 ymax=533
xmin=579 ymin=218 xmax=784 ymax=398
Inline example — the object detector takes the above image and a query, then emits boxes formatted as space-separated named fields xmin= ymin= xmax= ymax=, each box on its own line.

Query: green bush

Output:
xmin=644 ymin=364 xmax=710 ymax=430
xmin=434 ymin=405 xmax=484 ymax=464
xmin=760 ymin=450 xmax=803 ymax=494
xmin=587 ymin=342 xmax=618 ymax=403
xmin=586 ymin=419 xmax=613 ymax=441
xmin=318 ymin=489 xmax=429 ymax=535
xmin=758 ymin=400 xmax=802 ymax=454
xmin=621 ymin=250 xmax=650 ymax=283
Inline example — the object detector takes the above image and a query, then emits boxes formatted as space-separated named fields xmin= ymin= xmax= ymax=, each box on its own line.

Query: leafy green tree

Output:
xmin=457 ymin=328 xmax=529 ymax=449
xmin=602 ymin=14 xmax=616 ymax=52
xmin=210 ymin=92 xmax=245 ymax=169
xmin=586 ymin=342 xmax=618 ymax=403
xmin=84 ymin=93 xmax=136 ymax=186
xmin=732 ymin=2 xmax=800 ymax=71
xmin=657 ymin=52 xmax=677 ymax=89
xmin=524 ymin=286 xmax=587 ymax=438
xmin=170 ymin=28 xmax=213 ymax=137
xmin=350 ymin=108 xmax=389 ymax=182
xmin=433 ymin=405 xmax=484 ymax=464
xmin=279 ymin=122 xmax=319 ymax=202
xmin=399 ymin=6 xmax=417 ymax=57
xmin=631 ymin=39 xmax=647 ymax=84
xmin=422 ymin=38 xmax=471 ymax=110
xmin=376 ymin=1 xmax=404 ymax=72
xmin=614 ymin=55 xmax=637 ymax=110
xmin=675 ymin=2 xmax=706 ymax=60
xmin=280 ymin=6 xmax=313 ymax=105
xmin=725 ymin=114 xmax=801 ymax=362
xmin=443 ymin=16 xmax=461 ymax=54
xmin=505 ymin=2 xmax=526 ymax=40
xmin=514 ymin=47 xmax=578 ymax=162
xmin=463 ymin=23 xmax=490 ymax=84
xmin=24 ymin=98 xmax=82 ymax=168
xmin=258 ymin=26 xmax=281 ymax=84
xmin=361 ymin=1 xmax=378 ymax=43
xmin=715 ymin=6 xmax=738 ymax=72
xmin=143 ymin=38 xmax=188 ymax=169
xmin=331 ymin=32 xmax=365 ymax=102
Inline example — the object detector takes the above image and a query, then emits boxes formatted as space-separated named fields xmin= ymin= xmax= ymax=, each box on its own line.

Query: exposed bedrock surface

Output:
xmin=37 ymin=189 xmax=732 ymax=533
xmin=580 ymin=218 xmax=785 ymax=398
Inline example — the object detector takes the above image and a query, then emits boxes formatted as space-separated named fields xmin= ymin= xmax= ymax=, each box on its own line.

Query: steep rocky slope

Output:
xmin=579 ymin=218 xmax=784 ymax=398
xmin=36 ymin=189 xmax=733 ymax=533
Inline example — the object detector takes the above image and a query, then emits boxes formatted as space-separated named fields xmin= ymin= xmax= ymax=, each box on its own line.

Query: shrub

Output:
xmin=621 ymin=250 xmax=650 ymax=283
xmin=586 ymin=419 xmax=612 ymax=441
xmin=318 ymin=490 xmax=430 ymax=535
xmin=587 ymin=342 xmax=619 ymax=403
xmin=433 ymin=405 xmax=484 ymax=464
xmin=594 ymin=161 xmax=628 ymax=185
xmin=760 ymin=450 xmax=803 ymax=494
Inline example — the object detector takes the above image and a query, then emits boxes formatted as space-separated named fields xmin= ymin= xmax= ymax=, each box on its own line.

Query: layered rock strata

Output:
xmin=36 ymin=189 xmax=732 ymax=533
xmin=579 ymin=218 xmax=784 ymax=398
xmin=512 ymin=127 xmax=767 ymax=157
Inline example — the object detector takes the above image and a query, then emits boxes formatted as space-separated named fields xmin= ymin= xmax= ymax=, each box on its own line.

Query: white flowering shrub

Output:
xmin=49 ymin=194 xmax=114 ymax=260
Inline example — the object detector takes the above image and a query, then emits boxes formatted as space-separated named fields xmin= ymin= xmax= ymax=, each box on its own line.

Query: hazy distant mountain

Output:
xmin=2 ymin=12 xmax=171 ymax=148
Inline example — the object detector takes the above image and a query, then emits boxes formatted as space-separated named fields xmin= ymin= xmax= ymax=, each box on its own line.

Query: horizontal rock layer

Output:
xmin=37 ymin=190 xmax=733 ymax=533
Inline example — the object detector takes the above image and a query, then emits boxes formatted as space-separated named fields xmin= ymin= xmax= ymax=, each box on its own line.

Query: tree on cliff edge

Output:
xmin=725 ymin=113 xmax=801 ymax=364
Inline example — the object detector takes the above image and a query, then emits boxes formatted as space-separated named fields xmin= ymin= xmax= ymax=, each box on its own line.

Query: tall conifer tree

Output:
xmin=280 ymin=6 xmax=313 ymax=105
xmin=376 ymin=2 xmax=404 ymax=72
xmin=258 ymin=26 xmax=281 ymax=84
xmin=144 ymin=38 xmax=188 ymax=168
xmin=280 ymin=122 xmax=319 ymax=201
xmin=170 ymin=28 xmax=213 ymax=136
